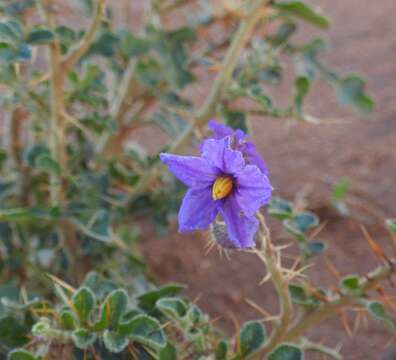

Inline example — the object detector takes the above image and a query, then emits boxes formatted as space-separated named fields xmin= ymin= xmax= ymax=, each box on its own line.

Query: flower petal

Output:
xmin=160 ymin=153 xmax=219 ymax=188
xmin=178 ymin=188 xmax=219 ymax=232
xmin=235 ymin=165 xmax=273 ymax=217
xmin=201 ymin=137 xmax=245 ymax=174
xmin=219 ymin=195 xmax=258 ymax=248
xmin=208 ymin=120 xmax=235 ymax=138
xmin=240 ymin=142 xmax=269 ymax=175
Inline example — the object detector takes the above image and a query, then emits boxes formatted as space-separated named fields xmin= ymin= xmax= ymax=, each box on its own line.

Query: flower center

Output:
xmin=212 ymin=176 xmax=233 ymax=200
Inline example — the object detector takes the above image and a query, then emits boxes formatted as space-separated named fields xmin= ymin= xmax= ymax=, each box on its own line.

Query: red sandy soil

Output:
xmin=140 ymin=1 xmax=396 ymax=359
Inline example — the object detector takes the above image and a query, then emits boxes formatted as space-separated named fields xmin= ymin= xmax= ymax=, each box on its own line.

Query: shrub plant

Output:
xmin=0 ymin=0 xmax=395 ymax=359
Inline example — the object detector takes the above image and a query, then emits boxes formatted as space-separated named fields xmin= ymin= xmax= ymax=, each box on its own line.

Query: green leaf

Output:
xmin=306 ymin=241 xmax=326 ymax=255
xmin=0 ymin=148 xmax=7 ymax=169
xmin=118 ymin=30 xmax=151 ymax=58
xmin=0 ymin=208 xmax=34 ymax=222
xmin=268 ymin=198 xmax=293 ymax=220
xmin=136 ymin=58 xmax=164 ymax=87
xmin=268 ymin=343 xmax=303 ymax=360
xmin=289 ymin=284 xmax=309 ymax=305
xmin=340 ymin=275 xmax=361 ymax=295
xmin=0 ymin=316 xmax=28 ymax=347
xmin=294 ymin=76 xmax=310 ymax=114
xmin=215 ymin=340 xmax=228 ymax=360
xmin=366 ymin=301 xmax=396 ymax=332
xmin=72 ymin=287 xmax=95 ymax=325
xmin=137 ymin=283 xmax=185 ymax=311
xmin=239 ymin=321 xmax=266 ymax=358
xmin=149 ymin=26 xmax=196 ymax=89
xmin=283 ymin=220 xmax=306 ymax=243
xmin=88 ymin=31 xmax=119 ymax=58
xmin=159 ymin=342 xmax=177 ymax=360
xmin=152 ymin=111 xmax=188 ymax=137
xmin=92 ymin=303 xmax=108 ymax=331
xmin=31 ymin=318 xmax=50 ymax=337
xmin=7 ymin=349 xmax=38 ymax=360
xmin=103 ymin=330 xmax=129 ymax=353
xmin=72 ymin=328 xmax=97 ymax=349
xmin=60 ymin=309 xmax=77 ymax=330
xmin=0 ymin=42 xmax=31 ymax=62
xmin=0 ymin=18 xmax=23 ymax=43
xmin=104 ymin=289 xmax=128 ymax=329
xmin=26 ymin=28 xmax=54 ymax=45
xmin=332 ymin=178 xmax=349 ymax=201
xmin=268 ymin=22 xmax=296 ymax=47
xmin=294 ymin=212 xmax=319 ymax=232
xmin=335 ymin=75 xmax=374 ymax=115
xmin=385 ymin=219 xmax=396 ymax=235
xmin=275 ymin=1 xmax=329 ymax=29
xmin=156 ymin=297 xmax=187 ymax=319
xmin=336 ymin=75 xmax=365 ymax=104
xmin=35 ymin=153 xmax=60 ymax=174
xmin=222 ymin=108 xmax=248 ymax=133
xmin=367 ymin=301 xmax=387 ymax=320
xmin=118 ymin=314 xmax=166 ymax=350
xmin=185 ymin=304 xmax=207 ymax=327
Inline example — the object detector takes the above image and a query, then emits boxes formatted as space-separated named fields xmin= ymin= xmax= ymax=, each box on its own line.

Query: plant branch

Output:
xmin=300 ymin=338 xmax=343 ymax=360
xmin=43 ymin=8 xmax=66 ymax=205
xmin=61 ymin=0 xmax=106 ymax=73
xmin=252 ymin=213 xmax=293 ymax=357
xmin=256 ymin=258 xmax=396 ymax=356
xmin=99 ymin=58 xmax=139 ymax=156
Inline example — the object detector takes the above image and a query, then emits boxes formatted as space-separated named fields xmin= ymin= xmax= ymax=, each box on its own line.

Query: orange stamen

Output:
xmin=212 ymin=176 xmax=233 ymax=200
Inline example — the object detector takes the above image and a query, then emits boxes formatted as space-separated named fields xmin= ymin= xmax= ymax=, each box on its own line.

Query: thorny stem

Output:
xmin=253 ymin=241 xmax=396 ymax=358
xmin=253 ymin=213 xmax=293 ymax=356
xmin=39 ymin=0 xmax=105 ymax=281
xmin=300 ymin=338 xmax=342 ymax=360
xmin=281 ymin=258 xmax=396 ymax=344
xmin=40 ymin=0 xmax=104 ymax=204
xmin=129 ymin=0 xmax=272 ymax=198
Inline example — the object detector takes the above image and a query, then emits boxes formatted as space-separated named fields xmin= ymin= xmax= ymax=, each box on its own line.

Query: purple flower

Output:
xmin=160 ymin=137 xmax=272 ymax=248
xmin=206 ymin=120 xmax=269 ymax=176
